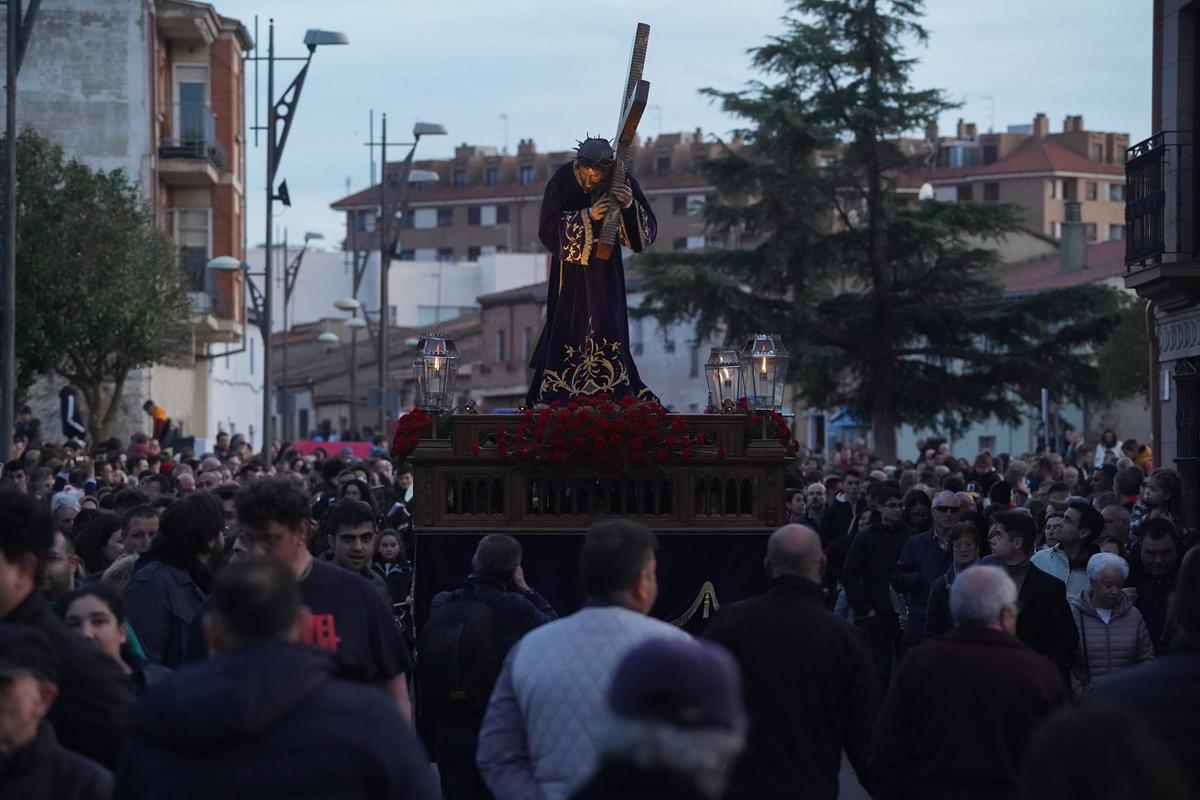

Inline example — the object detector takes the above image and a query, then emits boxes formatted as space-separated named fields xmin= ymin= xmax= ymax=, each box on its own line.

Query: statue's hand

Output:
xmin=589 ymin=197 xmax=612 ymax=221
xmin=612 ymin=182 xmax=633 ymax=209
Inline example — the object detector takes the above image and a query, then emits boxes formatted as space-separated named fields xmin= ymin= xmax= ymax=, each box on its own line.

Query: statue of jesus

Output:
xmin=525 ymin=137 xmax=658 ymax=406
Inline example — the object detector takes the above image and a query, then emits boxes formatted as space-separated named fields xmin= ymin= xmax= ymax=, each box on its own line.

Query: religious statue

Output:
xmin=526 ymin=23 xmax=657 ymax=406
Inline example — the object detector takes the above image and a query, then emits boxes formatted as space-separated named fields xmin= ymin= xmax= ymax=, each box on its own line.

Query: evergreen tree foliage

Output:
xmin=636 ymin=0 xmax=1125 ymax=459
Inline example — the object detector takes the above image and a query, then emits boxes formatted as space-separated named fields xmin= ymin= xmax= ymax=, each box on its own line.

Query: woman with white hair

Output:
xmin=1068 ymin=552 xmax=1155 ymax=699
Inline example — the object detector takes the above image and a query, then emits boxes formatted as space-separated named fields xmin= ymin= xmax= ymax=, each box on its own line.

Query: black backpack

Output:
xmin=416 ymin=596 xmax=500 ymax=713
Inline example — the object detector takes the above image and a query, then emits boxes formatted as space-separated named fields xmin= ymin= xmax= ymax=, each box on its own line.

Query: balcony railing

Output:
xmin=1126 ymin=131 xmax=1195 ymax=268
xmin=159 ymin=103 xmax=227 ymax=169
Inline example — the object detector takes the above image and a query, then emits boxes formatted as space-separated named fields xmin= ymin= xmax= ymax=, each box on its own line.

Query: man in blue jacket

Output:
xmin=891 ymin=490 xmax=958 ymax=645
xmin=115 ymin=557 xmax=437 ymax=800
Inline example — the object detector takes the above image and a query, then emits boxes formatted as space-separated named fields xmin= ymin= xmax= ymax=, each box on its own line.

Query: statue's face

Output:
xmin=574 ymin=161 xmax=609 ymax=192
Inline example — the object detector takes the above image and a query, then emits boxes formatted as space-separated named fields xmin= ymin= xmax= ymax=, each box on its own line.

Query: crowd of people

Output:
xmin=0 ymin=416 xmax=1197 ymax=799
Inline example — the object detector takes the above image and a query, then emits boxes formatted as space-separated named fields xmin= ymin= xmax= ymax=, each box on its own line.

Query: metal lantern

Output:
xmin=740 ymin=333 xmax=789 ymax=411
xmin=704 ymin=346 xmax=744 ymax=411
xmin=413 ymin=333 xmax=459 ymax=412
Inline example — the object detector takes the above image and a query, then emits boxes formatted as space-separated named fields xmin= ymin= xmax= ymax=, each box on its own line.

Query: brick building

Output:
xmin=330 ymin=129 xmax=726 ymax=263
xmin=902 ymin=113 xmax=1129 ymax=243
xmin=0 ymin=0 xmax=255 ymax=444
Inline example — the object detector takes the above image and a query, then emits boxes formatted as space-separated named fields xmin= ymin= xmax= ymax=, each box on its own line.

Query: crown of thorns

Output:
xmin=574 ymin=135 xmax=615 ymax=168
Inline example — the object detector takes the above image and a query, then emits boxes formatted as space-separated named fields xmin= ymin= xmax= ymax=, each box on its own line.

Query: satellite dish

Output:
xmin=918 ymin=182 xmax=935 ymax=201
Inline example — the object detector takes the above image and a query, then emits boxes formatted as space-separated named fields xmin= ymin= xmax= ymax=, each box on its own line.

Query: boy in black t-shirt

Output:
xmin=233 ymin=478 xmax=414 ymax=718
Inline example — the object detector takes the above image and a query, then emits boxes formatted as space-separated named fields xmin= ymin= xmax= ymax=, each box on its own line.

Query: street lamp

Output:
xmin=279 ymin=229 xmax=324 ymax=442
xmin=375 ymin=117 xmax=446 ymax=433
xmin=251 ymin=18 xmax=347 ymax=457
xmin=334 ymin=297 xmax=365 ymax=438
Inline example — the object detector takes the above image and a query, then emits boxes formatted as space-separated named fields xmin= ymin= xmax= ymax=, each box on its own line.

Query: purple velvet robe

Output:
xmin=526 ymin=162 xmax=658 ymax=406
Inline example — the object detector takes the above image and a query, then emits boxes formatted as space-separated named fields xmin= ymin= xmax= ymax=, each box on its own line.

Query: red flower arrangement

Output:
xmin=497 ymin=395 xmax=703 ymax=469
xmin=390 ymin=409 xmax=434 ymax=459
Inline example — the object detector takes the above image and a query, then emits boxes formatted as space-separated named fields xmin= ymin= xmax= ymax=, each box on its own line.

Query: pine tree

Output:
xmin=637 ymin=0 xmax=1125 ymax=460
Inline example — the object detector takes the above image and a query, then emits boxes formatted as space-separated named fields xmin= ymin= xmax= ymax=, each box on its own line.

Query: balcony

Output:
xmin=158 ymin=103 xmax=227 ymax=186
xmin=1124 ymin=131 xmax=1200 ymax=310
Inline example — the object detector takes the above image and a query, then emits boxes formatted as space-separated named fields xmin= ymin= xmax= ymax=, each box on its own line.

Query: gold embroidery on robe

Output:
xmin=538 ymin=330 xmax=631 ymax=398
xmin=561 ymin=210 xmax=593 ymax=266
xmin=636 ymin=201 xmax=652 ymax=246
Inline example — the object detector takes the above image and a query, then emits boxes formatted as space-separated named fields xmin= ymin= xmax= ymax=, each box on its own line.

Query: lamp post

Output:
xmin=704 ymin=346 xmax=744 ymax=413
xmin=279 ymin=229 xmax=323 ymax=442
xmin=740 ymin=333 xmax=789 ymax=415
xmin=413 ymin=333 xmax=459 ymax=435
xmin=249 ymin=19 xmax=346 ymax=457
xmin=1 ymin=1 xmax=41 ymax=455
xmin=373 ymin=118 xmax=446 ymax=433
xmin=334 ymin=296 xmax=365 ymax=438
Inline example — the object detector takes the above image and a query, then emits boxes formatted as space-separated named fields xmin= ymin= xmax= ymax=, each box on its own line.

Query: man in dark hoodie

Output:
xmin=818 ymin=469 xmax=866 ymax=548
xmin=841 ymin=483 xmax=915 ymax=694
xmin=114 ymin=557 xmax=437 ymax=800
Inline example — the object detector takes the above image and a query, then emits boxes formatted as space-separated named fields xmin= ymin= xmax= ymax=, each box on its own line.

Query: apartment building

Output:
xmin=1 ymin=0 xmax=255 ymax=444
xmin=905 ymin=114 xmax=1128 ymax=243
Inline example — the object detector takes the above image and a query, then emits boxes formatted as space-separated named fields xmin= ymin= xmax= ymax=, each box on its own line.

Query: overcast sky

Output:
xmin=219 ymin=0 xmax=1151 ymax=250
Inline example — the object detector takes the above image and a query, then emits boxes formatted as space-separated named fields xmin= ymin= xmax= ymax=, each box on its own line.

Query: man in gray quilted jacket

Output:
xmin=477 ymin=520 xmax=690 ymax=800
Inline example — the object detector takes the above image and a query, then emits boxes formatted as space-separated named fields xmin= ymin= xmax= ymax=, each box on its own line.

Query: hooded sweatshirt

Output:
xmin=114 ymin=640 xmax=437 ymax=799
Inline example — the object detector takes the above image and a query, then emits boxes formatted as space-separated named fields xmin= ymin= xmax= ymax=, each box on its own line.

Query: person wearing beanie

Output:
xmin=571 ymin=638 xmax=746 ymax=800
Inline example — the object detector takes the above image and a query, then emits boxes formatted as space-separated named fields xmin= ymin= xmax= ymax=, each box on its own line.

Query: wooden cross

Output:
xmin=595 ymin=22 xmax=651 ymax=261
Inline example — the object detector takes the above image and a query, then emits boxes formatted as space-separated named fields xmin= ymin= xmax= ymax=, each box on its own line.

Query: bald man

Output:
xmin=705 ymin=525 xmax=878 ymax=799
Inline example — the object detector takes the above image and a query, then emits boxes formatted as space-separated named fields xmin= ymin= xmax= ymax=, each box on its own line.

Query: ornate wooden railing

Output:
xmin=408 ymin=413 xmax=790 ymax=533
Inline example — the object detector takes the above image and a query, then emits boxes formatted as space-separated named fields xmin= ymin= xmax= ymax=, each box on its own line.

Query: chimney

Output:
xmin=1033 ymin=113 xmax=1049 ymax=138
xmin=1062 ymin=115 xmax=1084 ymax=133
xmin=517 ymin=138 xmax=536 ymax=157
xmin=924 ymin=121 xmax=939 ymax=142
xmin=1059 ymin=202 xmax=1087 ymax=273
xmin=956 ymin=118 xmax=967 ymax=139
xmin=965 ymin=123 xmax=978 ymax=140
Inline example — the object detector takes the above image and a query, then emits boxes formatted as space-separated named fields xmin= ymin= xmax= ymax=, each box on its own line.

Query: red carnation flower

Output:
xmin=629 ymin=437 xmax=644 ymax=451
xmin=665 ymin=434 xmax=678 ymax=448
xmin=717 ymin=447 xmax=727 ymax=460
xmin=610 ymin=433 xmax=624 ymax=447
xmin=572 ymin=437 xmax=586 ymax=450
xmin=655 ymin=449 xmax=667 ymax=464
xmin=671 ymin=417 xmax=683 ymax=432
xmin=681 ymin=446 xmax=692 ymax=461
xmin=470 ymin=442 xmax=481 ymax=457
xmin=631 ymin=451 xmax=647 ymax=465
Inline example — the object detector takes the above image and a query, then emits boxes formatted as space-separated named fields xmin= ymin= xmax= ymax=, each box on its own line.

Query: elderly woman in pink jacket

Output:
xmin=1068 ymin=552 xmax=1155 ymax=699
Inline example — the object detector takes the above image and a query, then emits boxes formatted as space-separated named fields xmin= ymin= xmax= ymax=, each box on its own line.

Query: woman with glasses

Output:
xmin=924 ymin=521 xmax=987 ymax=638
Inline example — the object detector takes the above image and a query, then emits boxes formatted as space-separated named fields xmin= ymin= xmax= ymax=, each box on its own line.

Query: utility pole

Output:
xmin=378 ymin=113 xmax=389 ymax=433
xmin=2 ymin=0 xmax=41 ymax=456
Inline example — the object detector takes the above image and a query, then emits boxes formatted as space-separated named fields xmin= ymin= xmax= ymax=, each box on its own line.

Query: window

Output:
xmin=355 ymin=210 xmax=376 ymax=232
xmin=1109 ymin=223 xmax=1125 ymax=241
xmin=983 ymin=182 xmax=1000 ymax=202
xmin=978 ymin=436 xmax=996 ymax=453
xmin=520 ymin=165 xmax=534 ymax=186
xmin=686 ymin=235 xmax=706 ymax=250
xmin=956 ymin=184 xmax=973 ymax=202
xmin=480 ymin=205 xmax=498 ymax=226
xmin=672 ymin=237 xmax=688 ymax=251
xmin=1110 ymin=183 xmax=1126 ymax=202
xmin=688 ymin=341 xmax=699 ymax=378
xmin=631 ymin=316 xmax=644 ymax=356
xmin=686 ymin=194 xmax=706 ymax=216
xmin=495 ymin=330 xmax=506 ymax=362
xmin=437 ymin=247 xmax=454 ymax=262
xmin=413 ymin=208 xmax=438 ymax=230
xmin=1086 ymin=182 xmax=1098 ymax=201
xmin=1085 ymin=223 xmax=1098 ymax=242
xmin=437 ymin=208 xmax=453 ymax=227
xmin=173 ymin=64 xmax=209 ymax=143
xmin=523 ymin=327 xmax=533 ymax=360
xmin=485 ymin=166 xmax=500 ymax=186
xmin=402 ymin=210 xmax=415 ymax=229
xmin=982 ymin=145 xmax=998 ymax=165
xmin=467 ymin=246 xmax=481 ymax=260
xmin=173 ymin=208 xmax=210 ymax=291
xmin=1091 ymin=143 xmax=1104 ymax=161
xmin=453 ymin=169 xmax=466 ymax=187
xmin=496 ymin=205 xmax=510 ymax=225
xmin=672 ymin=196 xmax=688 ymax=215
xmin=1050 ymin=179 xmax=1061 ymax=200
xmin=414 ymin=248 xmax=438 ymax=262
xmin=468 ymin=206 xmax=481 ymax=225
xmin=656 ymin=156 xmax=671 ymax=177
xmin=1051 ymin=221 xmax=1061 ymax=239
xmin=398 ymin=249 xmax=416 ymax=261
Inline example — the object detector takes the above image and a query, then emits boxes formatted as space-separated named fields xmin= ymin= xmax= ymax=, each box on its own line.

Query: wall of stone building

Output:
xmin=0 ymin=0 xmax=154 ymax=189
